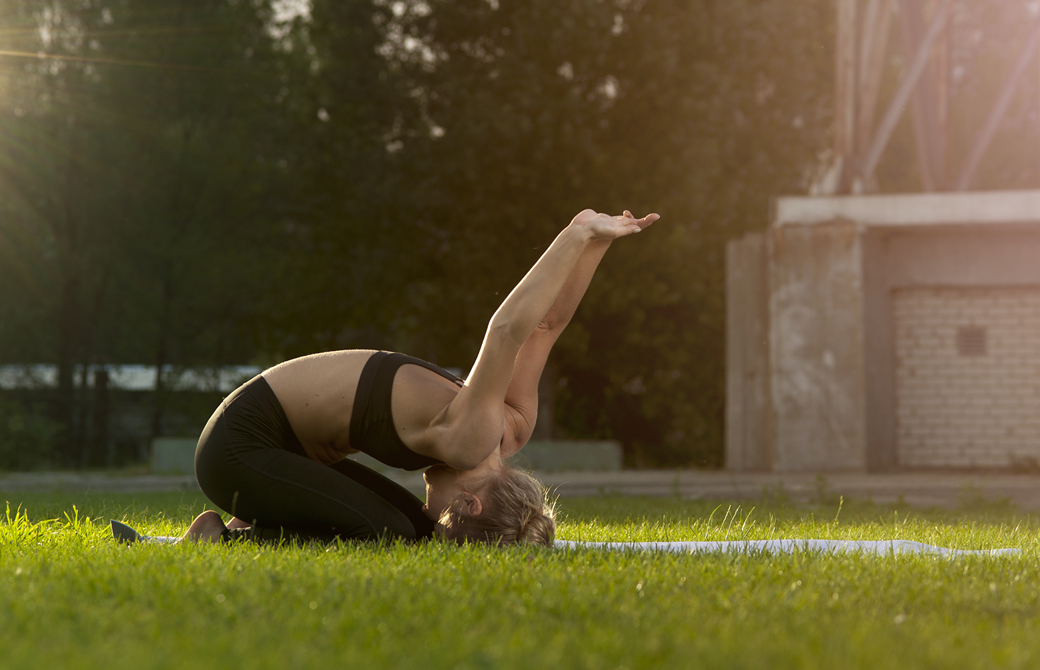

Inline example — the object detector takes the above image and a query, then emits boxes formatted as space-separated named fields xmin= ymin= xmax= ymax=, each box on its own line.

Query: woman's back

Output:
xmin=262 ymin=350 xmax=463 ymax=465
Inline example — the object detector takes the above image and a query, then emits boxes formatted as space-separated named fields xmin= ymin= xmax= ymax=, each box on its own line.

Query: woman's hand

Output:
xmin=569 ymin=209 xmax=660 ymax=240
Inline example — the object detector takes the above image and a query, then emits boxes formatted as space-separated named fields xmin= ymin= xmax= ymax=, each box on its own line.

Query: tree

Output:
xmin=0 ymin=0 xmax=293 ymax=466
xmin=385 ymin=0 xmax=833 ymax=465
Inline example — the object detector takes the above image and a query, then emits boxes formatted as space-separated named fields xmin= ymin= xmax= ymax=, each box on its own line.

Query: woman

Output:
xmin=185 ymin=208 xmax=659 ymax=546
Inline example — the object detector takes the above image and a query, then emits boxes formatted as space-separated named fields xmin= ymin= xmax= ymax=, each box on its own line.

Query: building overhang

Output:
xmin=773 ymin=189 xmax=1040 ymax=228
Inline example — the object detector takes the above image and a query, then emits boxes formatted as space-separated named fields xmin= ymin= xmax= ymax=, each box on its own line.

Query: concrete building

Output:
xmin=726 ymin=189 xmax=1040 ymax=472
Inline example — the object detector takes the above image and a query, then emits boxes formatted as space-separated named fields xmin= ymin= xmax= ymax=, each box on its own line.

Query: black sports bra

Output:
xmin=349 ymin=351 xmax=463 ymax=471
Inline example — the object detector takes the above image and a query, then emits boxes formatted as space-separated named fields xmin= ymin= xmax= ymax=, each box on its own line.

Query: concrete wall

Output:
xmin=861 ymin=230 xmax=897 ymax=469
xmin=725 ymin=232 xmax=772 ymax=470
xmin=861 ymin=227 xmax=1040 ymax=468
xmin=892 ymin=287 xmax=1040 ymax=468
xmin=727 ymin=192 xmax=1040 ymax=473
xmin=769 ymin=220 xmax=867 ymax=471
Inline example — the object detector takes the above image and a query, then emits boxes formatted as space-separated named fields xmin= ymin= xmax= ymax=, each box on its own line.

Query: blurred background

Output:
xmin=0 ymin=0 xmax=1037 ymax=471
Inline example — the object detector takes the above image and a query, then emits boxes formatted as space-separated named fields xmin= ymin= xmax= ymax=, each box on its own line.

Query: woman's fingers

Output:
xmin=573 ymin=209 xmax=658 ymax=239
xmin=613 ymin=210 xmax=659 ymax=236
xmin=618 ymin=210 xmax=659 ymax=225
xmin=626 ymin=212 xmax=660 ymax=230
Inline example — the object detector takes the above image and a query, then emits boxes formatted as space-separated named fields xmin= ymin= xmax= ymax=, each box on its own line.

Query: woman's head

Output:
xmin=423 ymin=458 xmax=556 ymax=546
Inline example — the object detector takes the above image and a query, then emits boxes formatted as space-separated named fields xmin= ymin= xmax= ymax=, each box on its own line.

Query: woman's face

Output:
xmin=422 ymin=453 xmax=503 ymax=521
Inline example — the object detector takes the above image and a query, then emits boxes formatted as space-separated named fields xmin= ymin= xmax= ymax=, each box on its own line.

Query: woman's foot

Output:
xmin=227 ymin=517 xmax=252 ymax=530
xmin=181 ymin=510 xmax=227 ymax=544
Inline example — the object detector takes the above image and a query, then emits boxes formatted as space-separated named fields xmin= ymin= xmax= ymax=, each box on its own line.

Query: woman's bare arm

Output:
xmin=421 ymin=210 xmax=658 ymax=469
xmin=500 ymin=211 xmax=659 ymax=454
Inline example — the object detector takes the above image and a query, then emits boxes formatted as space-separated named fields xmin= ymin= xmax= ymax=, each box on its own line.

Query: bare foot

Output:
xmin=181 ymin=510 xmax=227 ymax=544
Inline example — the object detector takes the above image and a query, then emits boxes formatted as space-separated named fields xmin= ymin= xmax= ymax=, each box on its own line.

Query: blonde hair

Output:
xmin=438 ymin=466 xmax=556 ymax=546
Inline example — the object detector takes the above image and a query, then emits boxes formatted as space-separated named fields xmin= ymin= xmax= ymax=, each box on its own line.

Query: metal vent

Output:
xmin=956 ymin=326 xmax=987 ymax=356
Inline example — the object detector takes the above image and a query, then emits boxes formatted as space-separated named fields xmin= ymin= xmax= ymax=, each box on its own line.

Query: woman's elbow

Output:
xmin=535 ymin=316 xmax=568 ymax=336
xmin=487 ymin=316 xmax=528 ymax=348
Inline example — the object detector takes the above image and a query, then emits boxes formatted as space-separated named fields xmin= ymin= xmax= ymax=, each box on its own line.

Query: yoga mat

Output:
xmin=111 ymin=520 xmax=179 ymax=544
xmin=112 ymin=522 xmax=1016 ymax=555
xmin=555 ymin=539 xmax=1018 ymax=556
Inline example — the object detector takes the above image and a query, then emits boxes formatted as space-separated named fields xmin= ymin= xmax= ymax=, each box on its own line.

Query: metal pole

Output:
xmin=860 ymin=0 xmax=952 ymax=182
xmin=956 ymin=19 xmax=1040 ymax=191
xmin=835 ymin=0 xmax=858 ymax=163
xmin=856 ymin=0 xmax=895 ymax=161
xmin=900 ymin=0 xmax=939 ymax=190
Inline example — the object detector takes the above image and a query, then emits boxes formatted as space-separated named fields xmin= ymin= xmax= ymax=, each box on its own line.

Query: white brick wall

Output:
xmin=894 ymin=287 xmax=1040 ymax=468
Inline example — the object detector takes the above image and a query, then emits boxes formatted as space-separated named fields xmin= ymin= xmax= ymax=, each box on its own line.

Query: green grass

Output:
xmin=1 ymin=492 xmax=1038 ymax=669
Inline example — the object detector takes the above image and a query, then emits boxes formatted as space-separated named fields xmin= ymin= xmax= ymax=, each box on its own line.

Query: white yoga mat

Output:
xmin=112 ymin=522 xmax=1017 ymax=555
xmin=555 ymin=539 xmax=1018 ymax=556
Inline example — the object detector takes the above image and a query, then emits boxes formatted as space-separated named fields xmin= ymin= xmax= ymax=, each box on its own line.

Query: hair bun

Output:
xmin=439 ymin=466 xmax=556 ymax=546
xmin=520 ymin=513 xmax=555 ymax=546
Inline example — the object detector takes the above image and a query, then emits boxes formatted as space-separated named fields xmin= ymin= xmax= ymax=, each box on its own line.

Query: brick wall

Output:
xmin=894 ymin=287 xmax=1040 ymax=468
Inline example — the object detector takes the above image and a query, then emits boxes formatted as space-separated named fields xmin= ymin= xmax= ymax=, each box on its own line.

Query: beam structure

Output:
xmin=823 ymin=0 xmax=1040 ymax=195
xmin=859 ymin=0 xmax=952 ymax=185
xmin=855 ymin=0 xmax=894 ymax=169
xmin=834 ymin=0 xmax=858 ymax=166
xmin=956 ymin=18 xmax=1040 ymax=191
xmin=899 ymin=0 xmax=947 ymax=190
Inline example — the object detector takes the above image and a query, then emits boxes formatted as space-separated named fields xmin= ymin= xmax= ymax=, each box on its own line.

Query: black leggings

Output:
xmin=194 ymin=375 xmax=435 ymax=543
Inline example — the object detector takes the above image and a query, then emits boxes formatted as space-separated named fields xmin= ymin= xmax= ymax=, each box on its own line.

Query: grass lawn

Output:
xmin=1 ymin=490 xmax=1038 ymax=669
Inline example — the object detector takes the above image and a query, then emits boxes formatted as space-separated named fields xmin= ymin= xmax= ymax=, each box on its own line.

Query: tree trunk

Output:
xmin=90 ymin=368 xmax=110 ymax=468
xmin=55 ymin=272 xmax=81 ymax=466
xmin=150 ymin=276 xmax=173 ymax=442
xmin=55 ymin=110 xmax=83 ymax=468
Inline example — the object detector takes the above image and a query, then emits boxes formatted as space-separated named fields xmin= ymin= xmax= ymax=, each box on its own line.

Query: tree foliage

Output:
xmin=4 ymin=0 xmax=1028 ymax=468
